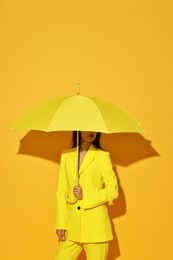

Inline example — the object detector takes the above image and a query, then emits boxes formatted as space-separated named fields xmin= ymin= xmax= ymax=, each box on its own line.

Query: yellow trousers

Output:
xmin=55 ymin=240 xmax=109 ymax=260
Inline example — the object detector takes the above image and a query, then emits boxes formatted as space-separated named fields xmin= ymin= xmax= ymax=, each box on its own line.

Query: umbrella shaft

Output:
xmin=76 ymin=130 xmax=79 ymax=185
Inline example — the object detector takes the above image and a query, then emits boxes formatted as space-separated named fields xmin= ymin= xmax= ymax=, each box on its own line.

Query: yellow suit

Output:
xmin=55 ymin=144 xmax=118 ymax=243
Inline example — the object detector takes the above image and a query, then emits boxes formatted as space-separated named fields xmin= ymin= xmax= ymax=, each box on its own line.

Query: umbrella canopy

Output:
xmin=10 ymin=95 xmax=145 ymax=134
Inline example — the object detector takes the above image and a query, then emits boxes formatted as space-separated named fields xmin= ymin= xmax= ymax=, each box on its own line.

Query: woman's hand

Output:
xmin=73 ymin=185 xmax=83 ymax=200
xmin=56 ymin=229 xmax=66 ymax=241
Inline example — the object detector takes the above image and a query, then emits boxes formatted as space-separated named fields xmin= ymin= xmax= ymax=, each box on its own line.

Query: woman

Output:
xmin=55 ymin=131 xmax=118 ymax=260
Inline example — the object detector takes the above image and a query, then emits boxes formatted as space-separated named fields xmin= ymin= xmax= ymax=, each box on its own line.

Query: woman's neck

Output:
xmin=80 ymin=141 xmax=92 ymax=152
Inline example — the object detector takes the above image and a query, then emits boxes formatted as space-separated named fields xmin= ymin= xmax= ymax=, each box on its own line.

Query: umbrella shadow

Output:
xmin=101 ymin=133 xmax=159 ymax=166
xmin=17 ymin=131 xmax=73 ymax=163
xmin=17 ymin=131 xmax=159 ymax=166
xmin=17 ymin=131 xmax=159 ymax=259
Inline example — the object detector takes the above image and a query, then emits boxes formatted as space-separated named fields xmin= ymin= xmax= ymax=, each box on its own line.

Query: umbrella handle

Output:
xmin=64 ymin=193 xmax=78 ymax=204
xmin=64 ymin=175 xmax=79 ymax=204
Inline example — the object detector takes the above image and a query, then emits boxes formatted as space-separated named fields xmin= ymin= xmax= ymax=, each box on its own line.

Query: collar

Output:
xmin=79 ymin=144 xmax=98 ymax=174
xmin=68 ymin=144 xmax=99 ymax=175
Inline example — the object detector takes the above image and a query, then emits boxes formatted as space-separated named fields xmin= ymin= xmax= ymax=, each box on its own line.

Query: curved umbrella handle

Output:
xmin=64 ymin=176 xmax=79 ymax=204
xmin=64 ymin=193 xmax=78 ymax=204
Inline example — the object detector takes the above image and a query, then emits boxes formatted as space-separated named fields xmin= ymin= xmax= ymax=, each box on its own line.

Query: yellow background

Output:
xmin=1 ymin=0 xmax=173 ymax=259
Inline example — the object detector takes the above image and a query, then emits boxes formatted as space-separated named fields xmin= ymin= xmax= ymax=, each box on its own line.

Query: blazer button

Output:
xmin=77 ymin=206 xmax=81 ymax=210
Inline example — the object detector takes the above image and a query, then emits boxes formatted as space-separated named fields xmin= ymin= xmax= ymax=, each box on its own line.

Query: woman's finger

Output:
xmin=56 ymin=230 xmax=66 ymax=241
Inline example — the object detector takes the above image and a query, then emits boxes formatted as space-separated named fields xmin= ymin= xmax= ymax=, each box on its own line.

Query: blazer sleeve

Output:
xmin=55 ymin=152 xmax=67 ymax=230
xmin=83 ymin=152 xmax=118 ymax=210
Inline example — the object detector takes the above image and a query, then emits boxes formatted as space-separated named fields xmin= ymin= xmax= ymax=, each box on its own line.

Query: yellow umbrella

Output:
xmin=11 ymin=92 xmax=145 ymax=203
xmin=11 ymin=94 xmax=144 ymax=134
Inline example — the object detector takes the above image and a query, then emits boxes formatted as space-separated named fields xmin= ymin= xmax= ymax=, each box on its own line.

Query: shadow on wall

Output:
xmin=17 ymin=131 xmax=159 ymax=166
xmin=16 ymin=131 xmax=159 ymax=259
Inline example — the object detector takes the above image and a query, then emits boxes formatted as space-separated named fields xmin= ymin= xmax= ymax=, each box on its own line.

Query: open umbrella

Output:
xmin=11 ymin=94 xmax=144 ymax=134
xmin=10 ymin=89 xmax=145 ymax=202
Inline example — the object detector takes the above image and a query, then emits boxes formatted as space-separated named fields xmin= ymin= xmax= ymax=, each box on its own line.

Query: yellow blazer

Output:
xmin=55 ymin=144 xmax=118 ymax=243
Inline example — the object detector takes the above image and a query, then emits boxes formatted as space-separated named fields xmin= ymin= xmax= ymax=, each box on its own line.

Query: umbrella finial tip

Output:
xmin=77 ymin=83 xmax=80 ymax=95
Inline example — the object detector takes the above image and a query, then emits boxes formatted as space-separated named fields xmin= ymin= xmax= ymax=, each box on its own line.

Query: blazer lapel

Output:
xmin=79 ymin=145 xmax=98 ymax=175
xmin=65 ymin=147 xmax=78 ymax=181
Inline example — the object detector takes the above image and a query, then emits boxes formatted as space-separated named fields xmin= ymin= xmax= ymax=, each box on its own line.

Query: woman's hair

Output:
xmin=72 ymin=131 xmax=102 ymax=150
